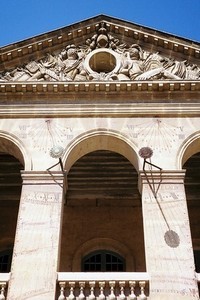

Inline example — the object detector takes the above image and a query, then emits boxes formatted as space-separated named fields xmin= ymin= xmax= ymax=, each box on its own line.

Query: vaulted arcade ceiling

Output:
xmin=0 ymin=15 xmax=200 ymax=82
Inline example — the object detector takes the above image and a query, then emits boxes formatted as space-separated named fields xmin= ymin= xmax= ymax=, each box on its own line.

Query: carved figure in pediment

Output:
xmin=160 ymin=57 xmax=187 ymax=79
xmin=1 ymin=59 xmax=60 ymax=82
xmin=57 ymin=44 xmax=86 ymax=81
xmin=23 ymin=47 xmax=87 ymax=81
xmin=0 ymin=45 xmax=87 ymax=82
xmin=25 ymin=61 xmax=52 ymax=81
xmin=1 ymin=67 xmax=33 ymax=81
xmin=185 ymin=64 xmax=200 ymax=80
xmin=118 ymin=44 xmax=145 ymax=80
xmin=118 ymin=45 xmax=167 ymax=80
xmin=117 ymin=44 xmax=200 ymax=81
xmin=145 ymin=54 xmax=200 ymax=80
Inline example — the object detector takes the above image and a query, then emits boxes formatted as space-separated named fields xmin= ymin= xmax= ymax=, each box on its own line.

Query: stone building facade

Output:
xmin=0 ymin=15 xmax=199 ymax=300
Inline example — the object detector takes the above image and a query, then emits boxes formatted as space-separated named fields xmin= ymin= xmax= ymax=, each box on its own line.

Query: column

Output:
xmin=139 ymin=170 xmax=199 ymax=300
xmin=7 ymin=171 xmax=66 ymax=300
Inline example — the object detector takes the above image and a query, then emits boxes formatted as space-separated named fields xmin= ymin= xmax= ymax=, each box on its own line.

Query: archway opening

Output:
xmin=183 ymin=151 xmax=200 ymax=273
xmin=0 ymin=151 xmax=24 ymax=271
xmin=59 ymin=149 xmax=146 ymax=273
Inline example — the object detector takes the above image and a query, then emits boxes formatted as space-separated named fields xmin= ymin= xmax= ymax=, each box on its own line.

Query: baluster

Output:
xmin=109 ymin=281 xmax=116 ymax=300
xmin=138 ymin=281 xmax=147 ymax=300
xmin=0 ymin=283 xmax=6 ymax=300
xmin=119 ymin=281 xmax=126 ymax=300
xmin=98 ymin=281 xmax=105 ymax=300
xmin=68 ymin=282 xmax=75 ymax=300
xmin=79 ymin=282 xmax=85 ymax=300
xmin=129 ymin=281 xmax=137 ymax=300
xmin=58 ymin=282 xmax=66 ymax=300
xmin=89 ymin=281 xmax=96 ymax=300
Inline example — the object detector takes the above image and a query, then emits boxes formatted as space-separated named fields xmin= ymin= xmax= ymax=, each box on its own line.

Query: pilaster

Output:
xmin=7 ymin=171 xmax=66 ymax=300
xmin=139 ymin=170 xmax=199 ymax=299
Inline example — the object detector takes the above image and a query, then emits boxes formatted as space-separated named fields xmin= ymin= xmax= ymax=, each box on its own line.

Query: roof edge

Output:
xmin=0 ymin=14 xmax=199 ymax=52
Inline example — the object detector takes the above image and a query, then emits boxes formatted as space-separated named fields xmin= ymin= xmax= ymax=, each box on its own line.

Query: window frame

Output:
xmin=82 ymin=249 xmax=125 ymax=272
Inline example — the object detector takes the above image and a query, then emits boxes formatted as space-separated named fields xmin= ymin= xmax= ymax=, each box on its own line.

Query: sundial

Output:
xmin=130 ymin=118 xmax=185 ymax=152
xmin=28 ymin=119 xmax=70 ymax=153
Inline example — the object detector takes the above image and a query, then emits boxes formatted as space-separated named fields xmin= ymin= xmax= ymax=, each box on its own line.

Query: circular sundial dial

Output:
xmin=164 ymin=230 xmax=180 ymax=248
xmin=28 ymin=119 xmax=69 ymax=153
xmin=129 ymin=118 xmax=185 ymax=152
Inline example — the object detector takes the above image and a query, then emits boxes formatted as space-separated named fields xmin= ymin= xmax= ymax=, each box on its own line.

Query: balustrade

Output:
xmin=57 ymin=273 xmax=149 ymax=300
xmin=0 ymin=271 xmax=199 ymax=299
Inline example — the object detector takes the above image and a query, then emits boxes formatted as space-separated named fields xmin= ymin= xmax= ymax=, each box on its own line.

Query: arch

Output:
xmin=0 ymin=131 xmax=32 ymax=170
xmin=177 ymin=131 xmax=200 ymax=168
xmin=62 ymin=129 xmax=139 ymax=172
xmin=72 ymin=238 xmax=135 ymax=271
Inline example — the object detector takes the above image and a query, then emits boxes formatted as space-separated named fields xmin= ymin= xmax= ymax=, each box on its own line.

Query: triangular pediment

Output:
xmin=0 ymin=15 xmax=200 ymax=82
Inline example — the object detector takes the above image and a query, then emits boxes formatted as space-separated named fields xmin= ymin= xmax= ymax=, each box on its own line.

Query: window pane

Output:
xmin=82 ymin=250 xmax=125 ymax=272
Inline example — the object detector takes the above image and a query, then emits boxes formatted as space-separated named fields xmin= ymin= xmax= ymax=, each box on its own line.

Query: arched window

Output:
xmin=0 ymin=249 xmax=13 ymax=272
xmin=82 ymin=250 xmax=125 ymax=272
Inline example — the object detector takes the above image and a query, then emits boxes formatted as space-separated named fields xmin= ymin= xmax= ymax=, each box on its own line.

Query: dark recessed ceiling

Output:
xmin=66 ymin=150 xmax=140 ymax=206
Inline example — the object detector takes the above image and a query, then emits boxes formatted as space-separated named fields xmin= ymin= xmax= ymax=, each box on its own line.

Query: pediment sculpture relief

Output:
xmin=1 ymin=23 xmax=199 ymax=82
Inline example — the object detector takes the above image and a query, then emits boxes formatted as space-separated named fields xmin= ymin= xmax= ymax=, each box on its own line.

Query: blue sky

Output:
xmin=1 ymin=0 xmax=200 ymax=47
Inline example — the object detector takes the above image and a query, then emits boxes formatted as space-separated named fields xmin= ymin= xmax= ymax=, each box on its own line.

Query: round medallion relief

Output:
xmin=84 ymin=48 xmax=121 ymax=75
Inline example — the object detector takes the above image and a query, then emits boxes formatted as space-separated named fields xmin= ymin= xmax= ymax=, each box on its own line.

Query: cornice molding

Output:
xmin=138 ymin=170 xmax=186 ymax=193
xmin=139 ymin=170 xmax=186 ymax=181
xmin=21 ymin=171 xmax=66 ymax=184
xmin=0 ymin=80 xmax=199 ymax=93
xmin=0 ymin=80 xmax=199 ymax=118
